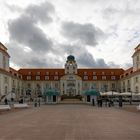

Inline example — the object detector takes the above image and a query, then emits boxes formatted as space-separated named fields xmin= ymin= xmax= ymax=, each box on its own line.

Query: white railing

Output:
xmin=0 ymin=105 xmax=11 ymax=110
xmin=13 ymin=103 xmax=29 ymax=108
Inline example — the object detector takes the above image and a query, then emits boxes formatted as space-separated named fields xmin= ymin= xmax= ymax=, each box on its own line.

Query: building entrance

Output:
xmin=66 ymin=80 xmax=76 ymax=96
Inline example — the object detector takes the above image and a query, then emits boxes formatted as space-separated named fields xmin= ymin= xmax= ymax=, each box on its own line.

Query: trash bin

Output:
xmin=119 ymin=96 xmax=123 ymax=107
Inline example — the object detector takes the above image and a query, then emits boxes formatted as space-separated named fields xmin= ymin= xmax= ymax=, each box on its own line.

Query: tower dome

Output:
xmin=67 ymin=55 xmax=75 ymax=61
xmin=65 ymin=55 xmax=77 ymax=74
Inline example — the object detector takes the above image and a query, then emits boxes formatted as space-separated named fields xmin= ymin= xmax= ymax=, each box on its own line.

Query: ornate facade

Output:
xmin=0 ymin=42 xmax=140 ymax=100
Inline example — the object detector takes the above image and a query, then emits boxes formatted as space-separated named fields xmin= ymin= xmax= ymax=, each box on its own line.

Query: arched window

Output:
xmin=135 ymin=86 xmax=138 ymax=93
xmin=5 ymin=86 xmax=7 ymax=95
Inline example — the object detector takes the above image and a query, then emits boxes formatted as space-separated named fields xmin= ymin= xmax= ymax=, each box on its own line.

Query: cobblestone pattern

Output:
xmin=0 ymin=105 xmax=140 ymax=140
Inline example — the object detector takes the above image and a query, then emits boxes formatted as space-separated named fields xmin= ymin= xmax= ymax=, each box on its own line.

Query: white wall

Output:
xmin=0 ymin=52 xmax=3 ymax=69
xmin=120 ymin=73 xmax=140 ymax=93
xmin=133 ymin=53 xmax=140 ymax=71
xmin=0 ymin=52 xmax=9 ymax=71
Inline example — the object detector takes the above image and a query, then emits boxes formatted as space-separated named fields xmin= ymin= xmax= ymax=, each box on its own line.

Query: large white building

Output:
xmin=0 ymin=42 xmax=140 ymax=100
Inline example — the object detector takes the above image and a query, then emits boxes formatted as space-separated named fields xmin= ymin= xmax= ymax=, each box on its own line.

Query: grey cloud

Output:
xmin=8 ymin=1 xmax=55 ymax=54
xmin=8 ymin=15 xmax=52 ymax=53
xmin=7 ymin=41 xmax=33 ymax=67
xmin=77 ymin=52 xmax=96 ymax=67
xmin=25 ymin=57 xmax=48 ymax=68
xmin=25 ymin=1 xmax=55 ymax=24
xmin=62 ymin=44 xmax=109 ymax=68
xmin=7 ymin=1 xmax=55 ymax=24
xmin=7 ymin=41 xmax=62 ymax=68
xmin=6 ymin=1 xmax=120 ymax=69
xmin=7 ymin=1 xmax=63 ymax=68
xmin=61 ymin=21 xmax=106 ymax=46
xmin=7 ymin=41 xmax=119 ymax=68
xmin=108 ymin=61 xmax=120 ymax=68
xmin=96 ymin=59 xmax=108 ymax=68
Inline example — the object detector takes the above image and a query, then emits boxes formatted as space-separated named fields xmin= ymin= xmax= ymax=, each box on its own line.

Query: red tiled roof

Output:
xmin=18 ymin=68 xmax=65 ymax=75
xmin=120 ymin=67 xmax=133 ymax=78
xmin=18 ymin=68 xmax=124 ymax=81
xmin=120 ymin=67 xmax=140 ymax=79
xmin=9 ymin=67 xmax=22 ymax=79
xmin=124 ymin=67 xmax=133 ymax=74
xmin=78 ymin=68 xmax=124 ymax=81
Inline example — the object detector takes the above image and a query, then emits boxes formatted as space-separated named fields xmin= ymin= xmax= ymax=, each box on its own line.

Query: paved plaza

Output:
xmin=0 ymin=105 xmax=140 ymax=140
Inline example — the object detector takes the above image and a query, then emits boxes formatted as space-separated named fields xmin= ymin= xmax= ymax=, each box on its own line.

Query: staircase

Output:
xmin=59 ymin=99 xmax=84 ymax=104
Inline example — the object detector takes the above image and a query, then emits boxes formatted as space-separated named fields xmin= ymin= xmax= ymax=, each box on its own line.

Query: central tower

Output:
xmin=65 ymin=55 xmax=77 ymax=74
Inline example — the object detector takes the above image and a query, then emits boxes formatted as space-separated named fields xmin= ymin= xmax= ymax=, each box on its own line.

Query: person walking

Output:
xmin=4 ymin=98 xmax=8 ymax=105
xmin=38 ymin=98 xmax=41 ymax=107
xmin=92 ymin=98 xmax=95 ymax=106
xmin=100 ymin=97 xmax=103 ymax=107
xmin=34 ymin=99 xmax=37 ymax=107
xmin=119 ymin=96 xmax=123 ymax=107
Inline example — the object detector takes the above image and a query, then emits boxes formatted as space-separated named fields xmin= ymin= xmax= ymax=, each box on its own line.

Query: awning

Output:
xmin=84 ymin=89 xmax=100 ymax=96
xmin=44 ymin=88 xmax=59 ymax=96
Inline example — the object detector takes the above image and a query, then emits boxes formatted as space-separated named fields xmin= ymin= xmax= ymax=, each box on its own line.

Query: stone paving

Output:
xmin=0 ymin=105 xmax=140 ymax=140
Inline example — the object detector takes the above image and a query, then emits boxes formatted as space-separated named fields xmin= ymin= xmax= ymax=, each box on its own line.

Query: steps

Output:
xmin=59 ymin=99 xmax=84 ymax=104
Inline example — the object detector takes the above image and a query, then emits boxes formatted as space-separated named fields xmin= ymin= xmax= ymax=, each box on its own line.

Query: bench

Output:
xmin=136 ymin=104 xmax=140 ymax=111
xmin=13 ymin=103 xmax=29 ymax=109
xmin=0 ymin=105 xmax=11 ymax=111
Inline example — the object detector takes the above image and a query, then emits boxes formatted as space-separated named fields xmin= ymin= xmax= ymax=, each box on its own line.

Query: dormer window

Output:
xmin=37 ymin=72 xmax=40 ymax=75
xmin=45 ymin=76 xmax=49 ymax=80
xmin=84 ymin=71 xmax=87 ymax=75
xmin=93 ymin=76 xmax=97 ymax=80
xmin=111 ymin=72 xmax=114 ymax=75
xmin=36 ymin=76 xmax=40 ymax=80
xmin=28 ymin=71 xmax=31 ymax=75
xmin=125 ymin=73 xmax=128 ymax=76
xmin=55 ymin=72 xmax=58 ymax=75
xmin=84 ymin=75 xmax=88 ymax=80
xmin=54 ymin=76 xmax=58 ymax=80
xmin=27 ymin=76 xmax=31 ymax=80
xmin=111 ymin=76 xmax=116 ymax=80
xmin=102 ymin=76 xmax=106 ymax=80
xmin=93 ymin=72 xmax=96 ymax=75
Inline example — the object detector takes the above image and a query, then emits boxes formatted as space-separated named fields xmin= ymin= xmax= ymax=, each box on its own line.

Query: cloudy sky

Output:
xmin=0 ymin=0 xmax=140 ymax=70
